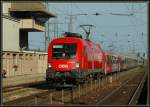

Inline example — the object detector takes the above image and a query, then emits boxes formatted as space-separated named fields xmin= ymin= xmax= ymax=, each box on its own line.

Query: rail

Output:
xmin=128 ymin=71 xmax=147 ymax=105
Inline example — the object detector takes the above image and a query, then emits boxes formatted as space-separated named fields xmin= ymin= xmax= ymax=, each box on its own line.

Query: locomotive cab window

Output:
xmin=52 ymin=44 xmax=77 ymax=59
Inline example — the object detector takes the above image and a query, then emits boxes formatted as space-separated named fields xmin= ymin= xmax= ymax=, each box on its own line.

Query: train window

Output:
xmin=52 ymin=43 xmax=77 ymax=59
xmin=113 ymin=57 xmax=117 ymax=64
xmin=106 ymin=55 xmax=111 ymax=64
xmin=113 ymin=59 xmax=115 ymax=64
xmin=53 ymin=45 xmax=63 ymax=48
xmin=112 ymin=56 xmax=114 ymax=64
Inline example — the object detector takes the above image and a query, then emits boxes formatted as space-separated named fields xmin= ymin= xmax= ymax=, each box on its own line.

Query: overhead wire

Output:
xmin=73 ymin=3 xmax=137 ymax=44
xmin=44 ymin=3 xmax=146 ymax=54
xmin=124 ymin=3 xmax=147 ymax=54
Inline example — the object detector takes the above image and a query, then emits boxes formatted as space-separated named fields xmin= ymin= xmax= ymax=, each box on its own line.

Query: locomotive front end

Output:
xmin=46 ymin=38 xmax=83 ymax=85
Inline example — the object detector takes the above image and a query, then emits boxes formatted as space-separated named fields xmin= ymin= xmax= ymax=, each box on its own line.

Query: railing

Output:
xmin=2 ymin=51 xmax=47 ymax=77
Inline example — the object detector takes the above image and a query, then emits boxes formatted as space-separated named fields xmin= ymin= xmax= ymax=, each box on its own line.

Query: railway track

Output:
xmin=3 ymin=81 xmax=46 ymax=91
xmin=3 ymin=66 xmax=147 ymax=105
xmin=128 ymin=70 xmax=147 ymax=105
xmin=95 ymin=66 xmax=147 ymax=105
xmin=3 ymin=87 xmax=50 ymax=103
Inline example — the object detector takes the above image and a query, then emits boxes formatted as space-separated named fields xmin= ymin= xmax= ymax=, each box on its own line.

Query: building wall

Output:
xmin=3 ymin=17 xmax=20 ymax=52
xmin=2 ymin=2 xmax=46 ymax=51
xmin=3 ymin=2 xmax=11 ymax=14
xmin=38 ymin=54 xmax=48 ymax=73
xmin=3 ymin=3 xmax=20 ymax=51
xmin=2 ymin=51 xmax=48 ymax=77
xmin=2 ymin=2 xmax=49 ymax=80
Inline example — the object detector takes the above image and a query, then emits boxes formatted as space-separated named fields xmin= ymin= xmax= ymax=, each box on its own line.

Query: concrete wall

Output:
xmin=2 ymin=51 xmax=48 ymax=77
xmin=10 ymin=2 xmax=46 ymax=11
xmin=38 ymin=54 xmax=48 ymax=73
xmin=3 ymin=2 xmax=11 ymax=14
xmin=2 ymin=17 xmax=20 ymax=52
xmin=19 ymin=19 xmax=45 ymax=31
xmin=3 ymin=2 xmax=20 ymax=51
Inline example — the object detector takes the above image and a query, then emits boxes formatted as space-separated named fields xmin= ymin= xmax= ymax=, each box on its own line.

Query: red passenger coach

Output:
xmin=46 ymin=32 xmax=105 ymax=85
xmin=105 ymin=52 xmax=125 ymax=74
xmin=118 ymin=56 xmax=124 ymax=71
xmin=104 ymin=52 xmax=113 ymax=74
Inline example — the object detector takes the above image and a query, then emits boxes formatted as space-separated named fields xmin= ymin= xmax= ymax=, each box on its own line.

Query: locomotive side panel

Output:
xmin=85 ymin=41 xmax=105 ymax=73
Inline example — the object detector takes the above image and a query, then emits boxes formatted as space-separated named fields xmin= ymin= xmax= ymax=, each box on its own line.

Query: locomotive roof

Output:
xmin=104 ymin=51 xmax=137 ymax=59
xmin=51 ymin=37 xmax=83 ymax=43
xmin=50 ymin=37 xmax=103 ymax=50
xmin=63 ymin=32 xmax=83 ymax=38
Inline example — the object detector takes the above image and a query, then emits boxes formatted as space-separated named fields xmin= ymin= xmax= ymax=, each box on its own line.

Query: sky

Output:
xmin=29 ymin=2 xmax=148 ymax=58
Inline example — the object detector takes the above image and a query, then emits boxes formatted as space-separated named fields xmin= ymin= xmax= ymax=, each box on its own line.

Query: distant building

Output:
xmin=2 ymin=2 xmax=56 ymax=87
xmin=3 ymin=2 xmax=56 ymax=51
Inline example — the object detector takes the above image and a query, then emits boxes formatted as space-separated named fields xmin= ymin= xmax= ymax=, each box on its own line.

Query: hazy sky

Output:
xmin=29 ymin=2 xmax=147 ymax=58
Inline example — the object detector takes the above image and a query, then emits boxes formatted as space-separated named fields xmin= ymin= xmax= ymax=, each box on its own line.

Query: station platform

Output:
xmin=2 ymin=73 xmax=46 ymax=88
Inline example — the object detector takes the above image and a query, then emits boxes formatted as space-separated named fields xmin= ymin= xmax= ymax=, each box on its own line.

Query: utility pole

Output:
xmin=45 ymin=1 xmax=50 ymax=52
xmin=45 ymin=20 xmax=50 ymax=52
xmin=79 ymin=24 xmax=95 ymax=40
xmin=45 ymin=22 xmax=47 ymax=52
xmin=52 ymin=18 xmax=60 ymax=38
xmin=67 ymin=14 xmax=88 ymax=33
xmin=68 ymin=15 xmax=79 ymax=33
xmin=68 ymin=15 xmax=74 ymax=32
xmin=53 ymin=19 xmax=57 ymax=38
xmin=48 ymin=22 xmax=66 ymax=39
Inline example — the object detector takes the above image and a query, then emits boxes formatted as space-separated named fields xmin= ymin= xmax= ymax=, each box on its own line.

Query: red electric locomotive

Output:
xmin=46 ymin=32 xmax=138 ymax=86
xmin=46 ymin=32 xmax=106 ymax=85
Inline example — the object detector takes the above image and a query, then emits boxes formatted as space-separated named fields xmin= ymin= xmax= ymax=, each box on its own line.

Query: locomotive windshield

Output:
xmin=52 ymin=44 xmax=77 ymax=59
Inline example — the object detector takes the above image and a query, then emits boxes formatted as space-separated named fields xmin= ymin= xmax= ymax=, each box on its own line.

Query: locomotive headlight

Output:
xmin=48 ymin=63 xmax=52 ymax=68
xmin=75 ymin=62 xmax=80 ymax=68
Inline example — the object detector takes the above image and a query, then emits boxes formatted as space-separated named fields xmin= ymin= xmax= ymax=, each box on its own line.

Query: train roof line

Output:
xmin=104 ymin=51 xmax=137 ymax=58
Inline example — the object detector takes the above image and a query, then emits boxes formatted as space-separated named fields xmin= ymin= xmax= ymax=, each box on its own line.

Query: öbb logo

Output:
xmin=58 ymin=64 xmax=68 ymax=68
